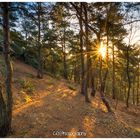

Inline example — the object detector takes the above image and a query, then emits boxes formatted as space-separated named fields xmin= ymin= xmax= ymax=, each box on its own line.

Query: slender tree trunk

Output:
xmin=63 ymin=27 xmax=68 ymax=80
xmin=83 ymin=3 xmax=91 ymax=103
xmin=132 ymin=78 xmax=135 ymax=105
xmin=37 ymin=2 xmax=43 ymax=79
xmin=100 ymin=39 xmax=109 ymax=94
xmin=96 ymin=28 xmax=112 ymax=112
xmin=0 ymin=83 xmax=8 ymax=137
xmin=74 ymin=56 xmax=77 ymax=83
xmin=137 ymin=62 xmax=139 ymax=105
xmin=124 ymin=82 xmax=127 ymax=101
xmin=102 ymin=70 xmax=108 ymax=94
xmin=0 ymin=3 xmax=13 ymax=137
xmin=101 ymin=5 xmax=110 ymax=94
xmin=70 ymin=3 xmax=86 ymax=94
xmin=91 ymin=68 xmax=96 ymax=97
xmin=79 ymin=3 xmax=85 ymax=95
xmin=126 ymin=47 xmax=131 ymax=108
xmin=51 ymin=56 xmax=55 ymax=76
xmin=120 ymin=76 xmax=123 ymax=101
xmin=99 ymin=57 xmax=112 ymax=112
xmin=112 ymin=44 xmax=116 ymax=99
xmin=74 ymin=55 xmax=80 ymax=83
xmin=24 ymin=30 xmax=28 ymax=62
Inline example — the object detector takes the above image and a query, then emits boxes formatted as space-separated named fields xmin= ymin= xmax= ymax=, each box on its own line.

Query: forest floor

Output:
xmin=0 ymin=57 xmax=140 ymax=138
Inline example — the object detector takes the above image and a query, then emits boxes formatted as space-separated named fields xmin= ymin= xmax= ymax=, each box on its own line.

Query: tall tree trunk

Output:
xmin=37 ymin=2 xmax=43 ymax=79
xmin=137 ymin=61 xmax=139 ymax=105
xmin=0 ymin=3 xmax=13 ymax=137
xmin=101 ymin=5 xmax=110 ymax=94
xmin=0 ymin=83 xmax=8 ymax=137
xmin=112 ymin=44 xmax=116 ymax=99
xmin=126 ymin=47 xmax=131 ymax=108
xmin=83 ymin=3 xmax=91 ymax=103
xmin=98 ymin=13 xmax=112 ymax=111
xmin=63 ymin=27 xmax=68 ymax=80
xmin=99 ymin=57 xmax=112 ymax=112
xmin=100 ymin=26 xmax=112 ymax=112
xmin=51 ymin=55 xmax=55 ymax=76
xmin=74 ymin=55 xmax=80 ymax=83
xmin=91 ymin=66 xmax=96 ymax=97
xmin=79 ymin=3 xmax=85 ymax=95
xmin=132 ymin=78 xmax=135 ymax=105
xmin=70 ymin=3 xmax=85 ymax=94
xmin=99 ymin=7 xmax=110 ymax=96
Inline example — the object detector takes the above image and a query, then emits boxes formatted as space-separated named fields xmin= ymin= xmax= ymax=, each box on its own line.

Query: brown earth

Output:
xmin=0 ymin=58 xmax=140 ymax=138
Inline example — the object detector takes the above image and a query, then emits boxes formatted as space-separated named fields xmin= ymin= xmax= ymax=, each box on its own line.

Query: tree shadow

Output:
xmin=9 ymin=87 xmax=140 ymax=138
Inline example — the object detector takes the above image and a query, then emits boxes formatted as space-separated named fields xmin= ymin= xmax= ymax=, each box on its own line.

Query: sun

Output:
xmin=99 ymin=46 xmax=106 ymax=58
xmin=98 ymin=43 xmax=106 ymax=59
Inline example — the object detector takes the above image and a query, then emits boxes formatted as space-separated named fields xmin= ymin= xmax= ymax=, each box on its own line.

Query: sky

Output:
xmin=5 ymin=1 xmax=140 ymax=47
xmin=124 ymin=21 xmax=140 ymax=45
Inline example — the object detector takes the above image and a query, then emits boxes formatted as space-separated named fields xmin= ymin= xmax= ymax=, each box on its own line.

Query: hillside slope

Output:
xmin=0 ymin=55 xmax=140 ymax=138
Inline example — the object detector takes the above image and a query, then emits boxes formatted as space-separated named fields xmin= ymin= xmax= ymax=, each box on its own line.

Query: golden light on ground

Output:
xmin=98 ymin=42 xmax=106 ymax=59
xmin=82 ymin=116 xmax=95 ymax=137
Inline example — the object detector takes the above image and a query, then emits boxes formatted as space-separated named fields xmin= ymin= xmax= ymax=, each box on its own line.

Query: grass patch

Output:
xmin=67 ymin=83 xmax=76 ymax=91
xmin=16 ymin=78 xmax=35 ymax=94
xmin=26 ymin=73 xmax=35 ymax=78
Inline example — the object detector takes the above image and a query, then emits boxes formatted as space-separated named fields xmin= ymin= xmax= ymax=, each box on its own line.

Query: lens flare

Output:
xmin=98 ymin=43 xmax=106 ymax=58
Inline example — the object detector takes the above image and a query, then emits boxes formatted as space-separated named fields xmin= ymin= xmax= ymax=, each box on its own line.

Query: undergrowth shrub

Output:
xmin=26 ymin=73 xmax=35 ymax=78
xmin=18 ymin=79 xmax=35 ymax=94
xmin=67 ymin=83 xmax=76 ymax=91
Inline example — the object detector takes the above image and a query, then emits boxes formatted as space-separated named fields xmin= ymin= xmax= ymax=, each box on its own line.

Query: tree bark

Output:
xmin=63 ymin=27 xmax=68 ymax=80
xmin=137 ymin=60 xmax=139 ymax=105
xmin=79 ymin=3 xmax=85 ymax=95
xmin=90 ymin=66 xmax=96 ymax=97
xmin=132 ymin=77 xmax=135 ymax=105
xmin=99 ymin=57 xmax=112 ymax=112
xmin=0 ymin=3 xmax=13 ymax=137
xmin=74 ymin=55 xmax=79 ymax=83
xmin=126 ymin=46 xmax=131 ymax=108
xmin=112 ymin=44 xmax=116 ymax=99
xmin=37 ymin=2 xmax=43 ymax=79
xmin=0 ymin=83 xmax=8 ymax=137
xmin=83 ymin=3 xmax=91 ymax=103
xmin=51 ymin=55 xmax=55 ymax=76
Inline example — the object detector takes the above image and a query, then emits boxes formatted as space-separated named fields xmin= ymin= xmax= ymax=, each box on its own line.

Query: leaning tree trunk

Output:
xmin=96 ymin=22 xmax=112 ymax=112
xmin=0 ymin=3 xmax=13 ymax=137
xmin=95 ymin=28 xmax=112 ymax=112
xmin=99 ymin=56 xmax=112 ymax=112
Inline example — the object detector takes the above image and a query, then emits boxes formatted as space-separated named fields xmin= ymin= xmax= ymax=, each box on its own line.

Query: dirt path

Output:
xmin=9 ymin=85 xmax=140 ymax=138
xmin=11 ymin=82 xmax=93 ymax=138
xmin=5 ymin=59 xmax=140 ymax=138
